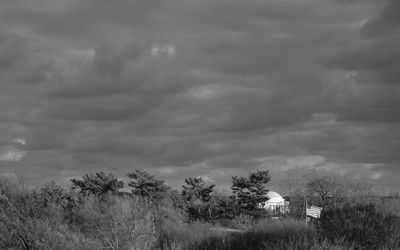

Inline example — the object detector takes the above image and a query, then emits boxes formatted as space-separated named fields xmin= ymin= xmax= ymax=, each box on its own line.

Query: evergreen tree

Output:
xmin=231 ymin=170 xmax=270 ymax=211
xmin=71 ymin=172 xmax=124 ymax=196
xmin=181 ymin=177 xmax=215 ymax=221
xmin=127 ymin=169 xmax=169 ymax=200
xmin=181 ymin=177 xmax=215 ymax=203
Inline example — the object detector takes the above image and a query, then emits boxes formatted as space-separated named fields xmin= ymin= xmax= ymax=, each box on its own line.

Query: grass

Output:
xmin=187 ymin=219 xmax=317 ymax=250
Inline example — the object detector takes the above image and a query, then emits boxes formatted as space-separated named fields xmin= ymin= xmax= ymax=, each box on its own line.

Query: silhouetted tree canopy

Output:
xmin=182 ymin=177 xmax=215 ymax=203
xmin=70 ymin=172 xmax=124 ymax=196
xmin=127 ymin=169 xmax=169 ymax=200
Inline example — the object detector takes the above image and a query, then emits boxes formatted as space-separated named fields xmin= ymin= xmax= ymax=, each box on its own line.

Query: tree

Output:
xmin=281 ymin=171 xmax=380 ymax=217
xmin=231 ymin=176 xmax=251 ymax=210
xmin=280 ymin=175 xmax=307 ymax=218
xmin=231 ymin=170 xmax=270 ymax=211
xmin=181 ymin=177 xmax=215 ymax=221
xmin=127 ymin=169 xmax=169 ymax=200
xmin=70 ymin=172 xmax=124 ymax=196
xmin=304 ymin=173 xmax=345 ymax=209
xmin=181 ymin=177 xmax=215 ymax=203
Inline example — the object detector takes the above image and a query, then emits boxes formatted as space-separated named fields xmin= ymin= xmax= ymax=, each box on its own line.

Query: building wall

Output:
xmin=259 ymin=201 xmax=290 ymax=215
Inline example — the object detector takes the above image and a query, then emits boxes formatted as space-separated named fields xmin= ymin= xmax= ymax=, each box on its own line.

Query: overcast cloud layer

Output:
xmin=0 ymin=0 xmax=399 ymax=191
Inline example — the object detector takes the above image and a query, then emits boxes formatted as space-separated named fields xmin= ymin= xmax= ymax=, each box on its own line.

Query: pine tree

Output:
xmin=127 ymin=169 xmax=169 ymax=200
xmin=231 ymin=170 xmax=270 ymax=211
xmin=181 ymin=177 xmax=215 ymax=203
xmin=70 ymin=172 xmax=124 ymax=196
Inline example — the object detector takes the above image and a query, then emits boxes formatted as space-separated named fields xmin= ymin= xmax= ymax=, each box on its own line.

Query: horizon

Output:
xmin=1 ymin=0 xmax=399 ymax=192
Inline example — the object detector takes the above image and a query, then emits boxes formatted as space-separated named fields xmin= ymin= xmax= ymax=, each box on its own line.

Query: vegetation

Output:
xmin=320 ymin=204 xmax=400 ymax=249
xmin=0 ymin=169 xmax=399 ymax=250
xmin=181 ymin=177 xmax=216 ymax=221
xmin=281 ymin=171 xmax=381 ymax=218
xmin=231 ymin=170 xmax=270 ymax=214
xmin=127 ymin=169 xmax=169 ymax=200
xmin=182 ymin=177 xmax=215 ymax=203
xmin=71 ymin=172 xmax=124 ymax=196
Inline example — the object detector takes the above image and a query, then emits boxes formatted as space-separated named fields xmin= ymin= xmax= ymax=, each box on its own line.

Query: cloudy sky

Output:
xmin=0 ymin=0 xmax=399 ymax=191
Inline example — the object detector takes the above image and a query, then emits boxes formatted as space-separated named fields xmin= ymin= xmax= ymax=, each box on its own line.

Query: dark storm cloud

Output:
xmin=0 ymin=32 xmax=27 ymax=70
xmin=330 ymin=0 xmax=400 ymax=84
xmin=328 ymin=37 xmax=400 ymax=84
xmin=325 ymin=0 xmax=400 ymax=127
xmin=0 ymin=0 xmax=398 ymax=190
xmin=364 ymin=0 xmax=400 ymax=35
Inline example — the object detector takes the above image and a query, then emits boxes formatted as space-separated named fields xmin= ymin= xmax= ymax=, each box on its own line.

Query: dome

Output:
xmin=265 ymin=191 xmax=284 ymax=203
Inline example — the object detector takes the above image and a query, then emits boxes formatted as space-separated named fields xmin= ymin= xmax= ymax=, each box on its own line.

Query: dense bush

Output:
xmin=0 ymin=178 xmax=102 ymax=250
xmin=0 ymin=177 xmax=182 ymax=250
xmin=320 ymin=203 xmax=400 ymax=249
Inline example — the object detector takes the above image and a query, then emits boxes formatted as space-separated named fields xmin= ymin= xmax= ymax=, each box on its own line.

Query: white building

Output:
xmin=259 ymin=191 xmax=290 ymax=214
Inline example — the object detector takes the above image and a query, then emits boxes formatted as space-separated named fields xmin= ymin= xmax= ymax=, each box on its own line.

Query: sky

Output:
xmin=0 ymin=0 xmax=399 ymax=191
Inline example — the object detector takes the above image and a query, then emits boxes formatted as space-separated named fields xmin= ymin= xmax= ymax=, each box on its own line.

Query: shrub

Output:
xmin=320 ymin=203 xmax=400 ymax=249
xmin=0 ymin=216 xmax=103 ymax=250
xmin=66 ymin=195 xmax=159 ymax=249
xmin=190 ymin=218 xmax=317 ymax=250
xmin=231 ymin=214 xmax=254 ymax=230
xmin=158 ymin=220 xmax=222 ymax=250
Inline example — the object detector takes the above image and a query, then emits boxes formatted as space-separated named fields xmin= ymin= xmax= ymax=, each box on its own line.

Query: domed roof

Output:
xmin=265 ymin=191 xmax=284 ymax=203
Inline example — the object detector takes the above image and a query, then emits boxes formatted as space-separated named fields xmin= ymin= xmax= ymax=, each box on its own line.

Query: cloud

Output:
xmin=0 ymin=0 xmax=398 ymax=189
xmin=151 ymin=44 xmax=176 ymax=57
xmin=363 ymin=0 xmax=400 ymax=35
xmin=327 ymin=0 xmax=400 ymax=85
xmin=0 ymin=146 xmax=26 ymax=161
xmin=12 ymin=138 xmax=26 ymax=145
xmin=0 ymin=32 xmax=27 ymax=70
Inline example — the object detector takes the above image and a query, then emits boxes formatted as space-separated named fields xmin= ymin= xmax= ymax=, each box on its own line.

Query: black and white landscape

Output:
xmin=0 ymin=0 xmax=399 ymax=249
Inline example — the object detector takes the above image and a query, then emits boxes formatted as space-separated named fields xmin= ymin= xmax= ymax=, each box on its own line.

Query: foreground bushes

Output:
xmin=187 ymin=219 xmax=341 ymax=250
xmin=0 ymin=179 xmax=102 ymax=249
xmin=0 ymin=178 xmax=183 ymax=250
xmin=320 ymin=204 xmax=400 ymax=249
xmin=183 ymin=214 xmax=400 ymax=250
xmin=1 ymin=177 xmax=399 ymax=250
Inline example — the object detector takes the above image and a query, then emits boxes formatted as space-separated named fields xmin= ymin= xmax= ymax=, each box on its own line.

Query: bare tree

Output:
xmin=304 ymin=173 xmax=345 ymax=209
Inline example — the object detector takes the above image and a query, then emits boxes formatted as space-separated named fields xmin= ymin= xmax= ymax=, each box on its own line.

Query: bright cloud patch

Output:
xmin=254 ymin=155 xmax=327 ymax=171
xmin=0 ymin=146 xmax=26 ymax=162
xmin=150 ymin=44 xmax=176 ymax=57
xmin=12 ymin=138 xmax=26 ymax=145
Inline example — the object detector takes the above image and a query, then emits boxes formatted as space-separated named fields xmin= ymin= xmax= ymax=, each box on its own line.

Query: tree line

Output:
xmin=70 ymin=169 xmax=272 ymax=220
xmin=70 ymin=169 xmax=392 ymax=220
